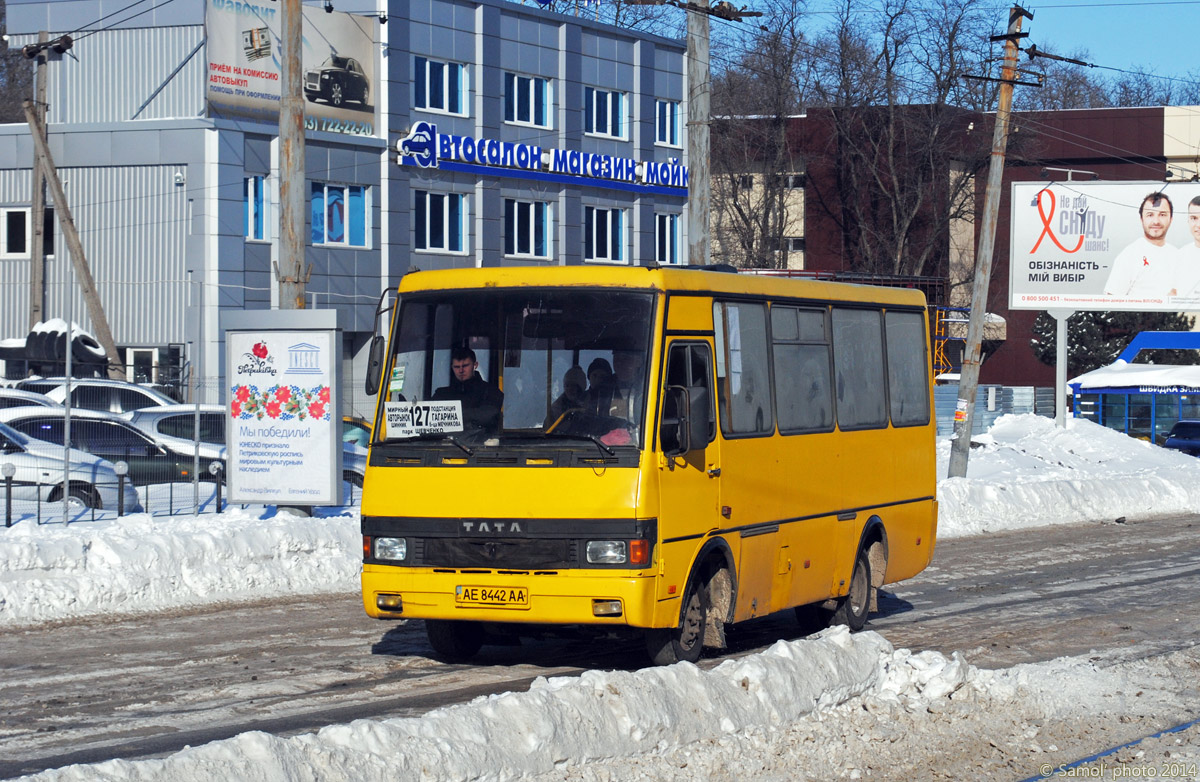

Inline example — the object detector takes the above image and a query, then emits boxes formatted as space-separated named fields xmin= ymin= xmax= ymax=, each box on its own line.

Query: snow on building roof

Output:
xmin=1068 ymin=359 xmax=1200 ymax=393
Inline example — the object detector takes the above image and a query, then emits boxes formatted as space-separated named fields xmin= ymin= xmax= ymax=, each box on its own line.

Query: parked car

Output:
xmin=130 ymin=404 xmax=366 ymax=487
xmin=0 ymin=420 xmax=141 ymax=512
xmin=304 ymin=55 xmax=369 ymax=107
xmin=342 ymin=415 xmax=371 ymax=448
xmin=20 ymin=377 xmax=177 ymax=416
xmin=0 ymin=388 xmax=60 ymax=409
xmin=1163 ymin=419 xmax=1200 ymax=456
xmin=0 ymin=407 xmax=213 ymax=487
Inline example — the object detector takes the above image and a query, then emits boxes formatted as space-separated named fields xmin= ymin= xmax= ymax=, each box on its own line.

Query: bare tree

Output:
xmin=802 ymin=0 xmax=996 ymax=279
xmin=710 ymin=0 xmax=811 ymax=268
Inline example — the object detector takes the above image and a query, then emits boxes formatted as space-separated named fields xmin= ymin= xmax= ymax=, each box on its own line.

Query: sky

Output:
xmin=1019 ymin=0 xmax=1200 ymax=76
xmin=5 ymin=413 xmax=1200 ymax=780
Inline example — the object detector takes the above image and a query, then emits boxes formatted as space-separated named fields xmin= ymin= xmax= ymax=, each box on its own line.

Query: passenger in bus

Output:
xmin=611 ymin=349 xmax=645 ymax=426
xmin=545 ymin=365 xmax=587 ymax=428
xmin=585 ymin=357 xmax=620 ymax=417
xmin=432 ymin=347 xmax=504 ymax=436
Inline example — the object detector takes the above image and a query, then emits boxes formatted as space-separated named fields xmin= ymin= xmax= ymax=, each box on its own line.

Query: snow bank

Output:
xmin=936 ymin=414 xmax=1200 ymax=537
xmin=23 ymin=628 xmax=967 ymax=782
xmin=0 ymin=510 xmax=360 ymax=627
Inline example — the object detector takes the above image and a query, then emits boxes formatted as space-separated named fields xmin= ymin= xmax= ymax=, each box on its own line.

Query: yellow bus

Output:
xmin=360 ymin=265 xmax=937 ymax=665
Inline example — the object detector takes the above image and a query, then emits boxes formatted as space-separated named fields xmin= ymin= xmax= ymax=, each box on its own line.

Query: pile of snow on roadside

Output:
xmin=0 ymin=510 xmax=360 ymax=627
xmin=937 ymin=414 xmax=1200 ymax=537
xmin=25 ymin=628 xmax=974 ymax=782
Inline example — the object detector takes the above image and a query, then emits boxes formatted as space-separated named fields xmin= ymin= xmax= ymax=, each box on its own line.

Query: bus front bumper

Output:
xmin=362 ymin=564 xmax=665 ymax=628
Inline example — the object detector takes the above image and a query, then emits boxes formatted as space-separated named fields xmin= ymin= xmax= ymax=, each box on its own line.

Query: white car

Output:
xmin=0 ymin=420 xmax=141 ymax=513
xmin=27 ymin=378 xmax=177 ymax=417
xmin=0 ymin=388 xmax=60 ymax=409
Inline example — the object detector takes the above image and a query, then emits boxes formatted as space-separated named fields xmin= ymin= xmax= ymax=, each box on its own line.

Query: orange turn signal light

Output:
xmin=630 ymin=539 xmax=649 ymax=566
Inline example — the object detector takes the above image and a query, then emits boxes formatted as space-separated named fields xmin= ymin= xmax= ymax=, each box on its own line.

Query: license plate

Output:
xmin=455 ymin=585 xmax=529 ymax=608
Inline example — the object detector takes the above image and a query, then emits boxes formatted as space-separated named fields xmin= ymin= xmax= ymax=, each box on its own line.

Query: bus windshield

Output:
xmin=381 ymin=288 xmax=655 ymax=449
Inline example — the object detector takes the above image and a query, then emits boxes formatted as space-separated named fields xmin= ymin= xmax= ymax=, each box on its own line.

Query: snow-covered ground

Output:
xmin=6 ymin=414 xmax=1200 ymax=781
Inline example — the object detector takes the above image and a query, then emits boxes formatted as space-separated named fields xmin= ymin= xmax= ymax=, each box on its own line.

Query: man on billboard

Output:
xmin=1104 ymin=191 xmax=1176 ymax=297
xmin=1174 ymin=195 xmax=1200 ymax=300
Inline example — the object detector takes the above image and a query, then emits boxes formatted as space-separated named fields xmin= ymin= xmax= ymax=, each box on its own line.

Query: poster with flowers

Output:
xmin=226 ymin=328 xmax=339 ymax=505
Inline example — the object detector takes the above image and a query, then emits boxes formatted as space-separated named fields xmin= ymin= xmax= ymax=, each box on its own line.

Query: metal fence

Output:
xmin=933 ymin=384 xmax=1055 ymax=437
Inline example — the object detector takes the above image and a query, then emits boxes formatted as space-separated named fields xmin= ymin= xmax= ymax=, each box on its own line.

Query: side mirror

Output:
xmin=364 ymin=335 xmax=386 ymax=396
xmin=661 ymin=385 xmax=710 ymax=458
xmin=661 ymin=386 xmax=691 ymax=457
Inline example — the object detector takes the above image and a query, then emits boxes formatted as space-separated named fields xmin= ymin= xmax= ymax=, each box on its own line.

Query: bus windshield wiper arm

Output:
xmin=406 ymin=432 xmax=475 ymax=456
xmin=545 ymin=432 xmax=615 ymax=457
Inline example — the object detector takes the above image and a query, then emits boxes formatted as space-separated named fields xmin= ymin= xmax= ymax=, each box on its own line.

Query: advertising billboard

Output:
xmin=225 ymin=321 xmax=342 ymax=506
xmin=205 ymin=0 xmax=378 ymax=138
xmin=1010 ymin=181 xmax=1200 ymax=312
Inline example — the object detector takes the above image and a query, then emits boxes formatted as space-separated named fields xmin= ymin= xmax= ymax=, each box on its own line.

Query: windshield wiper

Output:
xmin=544 ymin=432 xmax=616 ymax=457
xmin=403 ymin=432 xmax=475 ymax=456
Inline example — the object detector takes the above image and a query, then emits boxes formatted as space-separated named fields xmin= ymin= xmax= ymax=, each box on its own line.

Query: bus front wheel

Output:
xmin=829 ymin=548 xmax=872 ymax=631
xmin=425 ymin=619 xmax=484 ymax=662
xmin=645 ymin=578 xmax=707 ymax=666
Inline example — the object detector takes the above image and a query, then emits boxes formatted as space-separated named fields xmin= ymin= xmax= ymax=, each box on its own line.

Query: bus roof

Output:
xmin=395 ymin=266 xmax=927 ymax=308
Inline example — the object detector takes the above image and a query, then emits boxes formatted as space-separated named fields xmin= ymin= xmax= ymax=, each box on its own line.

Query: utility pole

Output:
xmin=630 ymin=1 xmax=757 ymax=267
xmin=686 ymin=0 xmax=710 ymax=267
xmin=947 ymin=4 xmax=1034 ymax=479
xmin=277 ymin=0 xmax=308 ymax=309
xmin=28 ymin=31 xmax=48 ymax=330
xmin=23 ymin=99 xmax=126 ymax=381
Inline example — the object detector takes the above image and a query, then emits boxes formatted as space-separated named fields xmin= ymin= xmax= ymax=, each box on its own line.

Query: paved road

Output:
xmin=2 ymin=513 xmax=1198 ymax=779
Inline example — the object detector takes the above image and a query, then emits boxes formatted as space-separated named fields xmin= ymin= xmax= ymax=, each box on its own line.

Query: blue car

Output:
xmin=1163 ymin=420 xmax=1200 ymax=456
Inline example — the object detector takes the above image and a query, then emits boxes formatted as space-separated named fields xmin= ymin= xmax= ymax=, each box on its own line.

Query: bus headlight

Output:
xmin=374 ymin=537 xmax=408 ymax=561
xmin=586 ymin=540 xmax=626 ymax=564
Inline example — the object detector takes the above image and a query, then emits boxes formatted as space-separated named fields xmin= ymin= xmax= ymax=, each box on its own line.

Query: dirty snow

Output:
xmin=5 ymin=414 xmax=1200 ymax=781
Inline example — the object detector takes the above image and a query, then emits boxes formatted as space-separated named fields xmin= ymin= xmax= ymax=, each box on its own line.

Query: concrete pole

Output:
xmin=23 ymin=100 xmax=126 ymax=381
xmin=278 ymin=0 xmax=307 ymax=309
xmin=29 ymin=31 xmax=48 ymax=331
xmin=686 ymin=0 xmax=710 ymax=267
xmin=947 ymin=5 xmax=1030 ymax=479
xmin=1049 ymin=307 xmax=1073 ymax=428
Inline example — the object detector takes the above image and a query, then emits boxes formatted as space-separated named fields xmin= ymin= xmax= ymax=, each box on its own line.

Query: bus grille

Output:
xmin=421 ymin=538 xmax=572 ymax=568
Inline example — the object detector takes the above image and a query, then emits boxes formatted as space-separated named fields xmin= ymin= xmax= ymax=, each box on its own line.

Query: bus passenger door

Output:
xmin=656 ymin=341 xmax=720 ymax=601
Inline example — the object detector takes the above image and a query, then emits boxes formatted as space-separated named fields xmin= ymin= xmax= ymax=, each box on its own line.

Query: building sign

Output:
xmin=396 ymin=121 xmax=688 ymax=196
xmin=1010 ymin=181 xmax=1200 ymax=311
xmin=226 ymin=327 xmax=341 ymax=505
xmin=205 ymin=0 xmax=378 ymax=138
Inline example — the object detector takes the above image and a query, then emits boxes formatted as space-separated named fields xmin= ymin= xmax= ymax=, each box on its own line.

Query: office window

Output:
xmin=414 ymin=190 xmax=466 ymax=253
xmin=311 ymin=183 xmax=368 ymax=247
xmin=0 ymin=207 xmax=30 ymax=258
xmin=656 ymin=213 xmax=681 ymax=265
xmin=656 ymin=99 xmax=680 ymax=146
xmin=584 ymin=87 xmax=626 ymax=139
xmin=504 ymin=198 xmax=551 ymax=259
xmin=244 ymin=175 xmax=268 ymax=241
xmin=414 ymin=56 xmax=467 ymax=115
xmin=505 ymin=73 xmax=551 ymax=128
xmin=584 ymin=206 xmax=625 ymax=263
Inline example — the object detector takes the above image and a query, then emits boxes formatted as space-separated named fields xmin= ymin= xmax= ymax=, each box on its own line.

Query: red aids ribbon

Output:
xmin=1030 ymin=189 xmax=1085 ymax=254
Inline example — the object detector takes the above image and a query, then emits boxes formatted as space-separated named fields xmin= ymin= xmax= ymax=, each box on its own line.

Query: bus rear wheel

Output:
xmin=829 ymin=548 xmax=872 ymax=631
xmin=645 ymin=578 xmax=707 ymax=666
xmin=425 ymin=619 xmax=484 ymax=662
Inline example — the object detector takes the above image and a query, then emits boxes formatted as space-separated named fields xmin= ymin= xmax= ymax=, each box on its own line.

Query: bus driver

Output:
xmin=432 ymin=347 xmax=504 ymax=437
